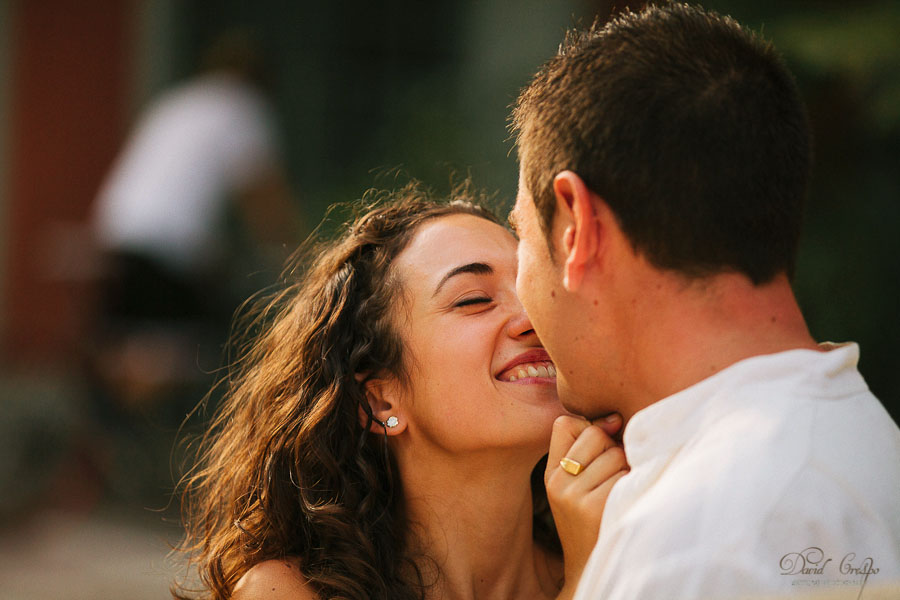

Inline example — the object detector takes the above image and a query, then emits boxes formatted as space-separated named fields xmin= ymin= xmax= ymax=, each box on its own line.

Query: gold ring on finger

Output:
xmin=559 ymin=457 xmax=584 ymax=476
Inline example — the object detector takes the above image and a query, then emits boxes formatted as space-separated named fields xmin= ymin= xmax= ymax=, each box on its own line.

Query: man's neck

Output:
xmin=619 ymin=271 xmax=820 ymax=420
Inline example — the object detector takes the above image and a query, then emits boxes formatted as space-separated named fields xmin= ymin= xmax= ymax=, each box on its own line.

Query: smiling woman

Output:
xmin=173 ymin=181 xmax=617 ymax=600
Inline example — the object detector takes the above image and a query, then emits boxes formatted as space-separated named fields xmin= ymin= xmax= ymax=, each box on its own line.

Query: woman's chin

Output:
xmin=498 ymin=377 xmax=562 ymax=408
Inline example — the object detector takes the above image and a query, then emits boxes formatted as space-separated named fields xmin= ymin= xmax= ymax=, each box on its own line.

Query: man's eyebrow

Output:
xmin=432 ymin=262 xmax=494 ymax=297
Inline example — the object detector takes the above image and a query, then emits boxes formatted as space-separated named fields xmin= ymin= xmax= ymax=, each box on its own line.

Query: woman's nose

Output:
xmin=507 ymin=308 xmax=536 ymax=339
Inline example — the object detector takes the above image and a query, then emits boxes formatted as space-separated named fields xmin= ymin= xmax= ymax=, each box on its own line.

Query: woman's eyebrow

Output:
xmin=432 ymin=262 xmax=493 ymax=297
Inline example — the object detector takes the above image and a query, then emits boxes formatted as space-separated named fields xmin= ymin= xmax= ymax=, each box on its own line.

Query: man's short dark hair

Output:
xmin=512 ymin=2 xmax=811 ymax=284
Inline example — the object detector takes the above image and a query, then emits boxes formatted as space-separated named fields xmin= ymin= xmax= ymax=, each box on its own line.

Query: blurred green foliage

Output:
xmin=720 ymin=0 xmax=900 ymax=417
xmin=177 ymin=0 xmax=897 ymax=418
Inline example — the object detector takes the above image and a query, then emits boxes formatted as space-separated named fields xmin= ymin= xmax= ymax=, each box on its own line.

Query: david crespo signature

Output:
xmin=779 ymin=547 xmax=879 ymax=600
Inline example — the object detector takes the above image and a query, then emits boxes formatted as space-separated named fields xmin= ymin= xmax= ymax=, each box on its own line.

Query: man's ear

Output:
xmin=355 ymin=373 xmax=406 ymax=436
xmin=553 ymin=171 xmax=599 ymax=292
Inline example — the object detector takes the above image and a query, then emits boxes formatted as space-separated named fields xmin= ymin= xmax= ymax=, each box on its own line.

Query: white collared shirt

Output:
xmin=574 ymin=343 xmax=900 ymax=599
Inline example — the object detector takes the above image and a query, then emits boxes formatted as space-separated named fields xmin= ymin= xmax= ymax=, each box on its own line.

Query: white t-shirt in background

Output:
xmin=94 ymin=73 xmax=277 ymax=274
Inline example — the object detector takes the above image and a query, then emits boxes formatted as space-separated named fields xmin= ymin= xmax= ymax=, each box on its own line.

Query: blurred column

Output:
xmin=1 ymin=0 xmax=131 ymax=366
xmin=0 ymin=0 xmax=12 ymax=341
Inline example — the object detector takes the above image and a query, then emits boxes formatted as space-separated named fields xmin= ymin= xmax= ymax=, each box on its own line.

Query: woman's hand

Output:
xmin=546 ymin=414 xmax=629 ymax=595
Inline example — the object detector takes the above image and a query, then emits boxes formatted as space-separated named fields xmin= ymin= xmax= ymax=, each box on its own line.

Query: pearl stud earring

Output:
xmin=384 ymin=416 xmax=399 ymax=428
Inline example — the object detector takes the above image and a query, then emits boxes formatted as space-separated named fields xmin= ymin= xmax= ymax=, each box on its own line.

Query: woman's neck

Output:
xmin=396 ymin=448 xmax=561 ymax=600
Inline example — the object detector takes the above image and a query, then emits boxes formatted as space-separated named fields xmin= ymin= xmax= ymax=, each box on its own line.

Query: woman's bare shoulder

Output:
xmin=232 ymin=558 xmax=317 ymax=600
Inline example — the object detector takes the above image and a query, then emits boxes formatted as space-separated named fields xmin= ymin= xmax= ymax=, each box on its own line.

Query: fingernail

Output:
xmin=605 ymin=413 xmax=621 ymax=423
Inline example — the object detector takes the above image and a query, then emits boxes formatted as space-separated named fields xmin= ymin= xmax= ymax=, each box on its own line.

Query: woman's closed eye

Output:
xmin=454 ymin=296 xmax=493 ymax=308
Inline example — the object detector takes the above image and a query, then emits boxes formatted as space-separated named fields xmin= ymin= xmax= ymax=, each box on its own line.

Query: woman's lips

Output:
xmin=498 ymin=361 xmax=557 ymax=382
xmin=496 ymin=348 xmax=557 ymax=382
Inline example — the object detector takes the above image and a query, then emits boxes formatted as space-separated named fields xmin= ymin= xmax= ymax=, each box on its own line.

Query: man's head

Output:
xmin=510 ymin=3 xmax=812 ymax=417
xmin=512 ymin=2 xmax=811 ymax=283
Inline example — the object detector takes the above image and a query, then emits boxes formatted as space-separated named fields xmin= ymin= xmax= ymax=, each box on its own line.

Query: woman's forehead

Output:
xmin=395 ymin=214 xmax=517 ymax=282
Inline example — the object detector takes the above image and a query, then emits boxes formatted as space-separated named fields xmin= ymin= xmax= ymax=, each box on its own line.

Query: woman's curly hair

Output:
xmin=173 ymin=182 xmax=560 ymax=600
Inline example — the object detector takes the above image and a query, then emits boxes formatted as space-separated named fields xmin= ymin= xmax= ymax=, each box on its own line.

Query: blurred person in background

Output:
xmin=88 ymin=29 xmax=300 ymax=501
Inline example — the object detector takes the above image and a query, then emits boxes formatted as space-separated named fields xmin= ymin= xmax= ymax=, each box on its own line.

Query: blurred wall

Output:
xmin=1 ymin=0 xmax=131 ymax=365
xmin=0 ymin=0 xmax=12 ymax=340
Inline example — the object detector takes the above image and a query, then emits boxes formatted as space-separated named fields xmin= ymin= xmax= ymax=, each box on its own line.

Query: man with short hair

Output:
xmin=510 ymin=3 xmax=900 ymax=598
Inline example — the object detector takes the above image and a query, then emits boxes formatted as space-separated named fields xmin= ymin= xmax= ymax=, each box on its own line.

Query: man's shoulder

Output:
xmin=616 ymin=385 xmax=900 ymax=535
xmin=696 ymin=373 xmax=898 ymax=472
xmin=586 ymin=372 xmax=900 ymax=599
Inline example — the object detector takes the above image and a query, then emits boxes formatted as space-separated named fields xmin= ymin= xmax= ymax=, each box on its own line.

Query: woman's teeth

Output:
xmin=505 ymin=362 xmax=556 ymax=382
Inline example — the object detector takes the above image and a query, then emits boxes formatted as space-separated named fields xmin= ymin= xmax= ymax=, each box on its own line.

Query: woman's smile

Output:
xmin=496 ymin=348 xmax=558 ymax=383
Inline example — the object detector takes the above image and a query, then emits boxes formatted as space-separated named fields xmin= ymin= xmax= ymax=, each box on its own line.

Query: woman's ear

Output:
xmin=355 ymin=373 xmax=406 ymax=436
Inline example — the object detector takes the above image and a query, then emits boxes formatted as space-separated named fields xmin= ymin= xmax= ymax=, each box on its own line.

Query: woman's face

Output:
xmin=387 ymin=213 xmax=566 ymax=457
